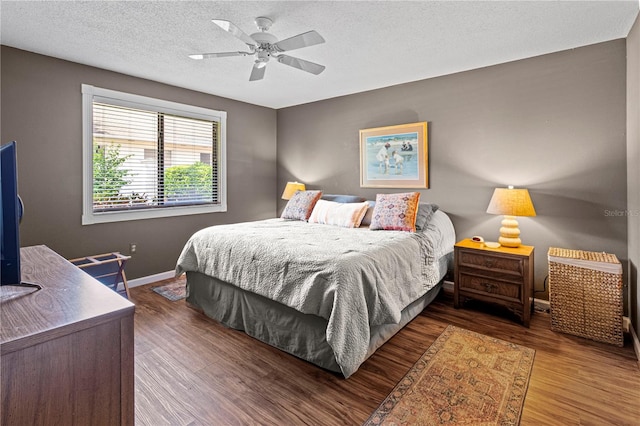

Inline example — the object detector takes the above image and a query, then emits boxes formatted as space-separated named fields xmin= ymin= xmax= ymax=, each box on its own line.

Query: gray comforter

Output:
xmin=176 ymin=218 xmax=442 ymax=377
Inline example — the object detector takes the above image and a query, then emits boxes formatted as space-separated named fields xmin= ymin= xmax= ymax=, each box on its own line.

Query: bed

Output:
xmin=175 ymin=198 xmax=455 ymax=378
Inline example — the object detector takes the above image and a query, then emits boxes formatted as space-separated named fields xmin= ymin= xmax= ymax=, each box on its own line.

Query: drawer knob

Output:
xmin=483 ymin=282 xmax=496 ymax=292
xmin=484 ymin=259 xmax=495 ymax=268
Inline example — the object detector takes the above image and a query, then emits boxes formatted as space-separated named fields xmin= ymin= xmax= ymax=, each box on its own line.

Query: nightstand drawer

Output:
xmin=458 ymin=273 xmax=521 ymax=301
xmin=458 ymin=250 xmax=524 ymax=277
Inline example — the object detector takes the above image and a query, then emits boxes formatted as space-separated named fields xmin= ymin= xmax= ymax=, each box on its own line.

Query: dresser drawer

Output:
xmin=458 ymin=273 xmax=522 ymax=302
xmin=458 ymin=249 xmax=524 ymax=277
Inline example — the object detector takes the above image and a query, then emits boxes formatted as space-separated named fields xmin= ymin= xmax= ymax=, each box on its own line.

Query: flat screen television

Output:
xmin=1 ymin=141 xmax=41 ymax=290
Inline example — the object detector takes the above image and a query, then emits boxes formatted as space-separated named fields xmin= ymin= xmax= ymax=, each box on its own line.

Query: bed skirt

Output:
xmin=185 ymin=260 xmax=447 ymax=376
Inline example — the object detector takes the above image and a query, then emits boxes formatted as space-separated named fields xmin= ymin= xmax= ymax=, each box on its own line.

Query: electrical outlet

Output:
xmin=129 ymin=243 xmax=137 ymax=255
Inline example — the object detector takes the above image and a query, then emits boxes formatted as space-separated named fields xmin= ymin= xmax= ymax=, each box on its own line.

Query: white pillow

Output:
xmin=308 ymin=200 xmax=369 ymax=228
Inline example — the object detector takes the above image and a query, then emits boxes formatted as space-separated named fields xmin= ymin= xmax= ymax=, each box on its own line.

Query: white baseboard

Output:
xmin=443 ymin=280 xmax=454 ymax=292
xmin=116 ymin=270 xmax=175 ymax=291
xmin=534 ymin=298 xmax=550 ymax=313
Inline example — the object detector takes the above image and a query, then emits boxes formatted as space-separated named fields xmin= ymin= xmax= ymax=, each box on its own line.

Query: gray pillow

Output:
xmin=360 ymin=200 xmax=376 ymax=226
xmin=320 ymin=194 xmax=367 ymax=203
xmin=415 ymin=203 xmax=439 ymax=231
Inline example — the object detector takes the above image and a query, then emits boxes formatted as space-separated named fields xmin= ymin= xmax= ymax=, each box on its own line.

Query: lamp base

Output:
xmin=498 ymin=236 xmax=521 ymax=248
xmin=499 ymin=215 xmax=522 ymax=248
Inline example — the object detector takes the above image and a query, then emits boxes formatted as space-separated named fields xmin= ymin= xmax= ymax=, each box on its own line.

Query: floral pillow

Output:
xmin=281 ymin=190 xmax=323 ymax=221
xmin=308 ymin=200 xmax=369 ymax=228
xmin=370 ymin=192 xmax=421 ymax=232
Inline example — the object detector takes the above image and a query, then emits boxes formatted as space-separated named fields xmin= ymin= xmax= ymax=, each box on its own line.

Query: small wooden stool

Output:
xmin=69 ymin=252 xmax=131 ymax=299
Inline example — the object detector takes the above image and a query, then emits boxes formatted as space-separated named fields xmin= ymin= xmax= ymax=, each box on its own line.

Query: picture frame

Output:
xmin=359 ymin=121 xmax=428 ymax=188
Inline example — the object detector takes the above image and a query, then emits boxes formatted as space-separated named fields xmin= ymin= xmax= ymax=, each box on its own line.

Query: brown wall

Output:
xmin=627 ymin=14 xmax=640 ymax=335
xmin=1 ymin=46 xmax=277 ymax=279
xmin=277 ymin=40 xmax=628 ymax=302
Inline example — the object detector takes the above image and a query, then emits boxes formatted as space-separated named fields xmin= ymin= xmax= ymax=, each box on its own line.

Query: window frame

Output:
xmin=82 ymin=84 xmax=227 ymax=225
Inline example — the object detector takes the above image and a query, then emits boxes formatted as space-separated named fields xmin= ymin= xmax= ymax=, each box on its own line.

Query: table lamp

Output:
xmin=281 ymin=182 xmax=306 ymax=200
xmin=486 ymin=186 xmax=536 ymax=248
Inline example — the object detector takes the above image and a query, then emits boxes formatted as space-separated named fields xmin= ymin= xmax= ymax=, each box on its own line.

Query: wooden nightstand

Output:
xmin=454 ymin=239 xmax=534 ymax=327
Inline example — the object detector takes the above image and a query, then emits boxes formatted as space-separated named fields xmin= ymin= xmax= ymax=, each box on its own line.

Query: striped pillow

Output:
xmin=309 ymin=200 xmax=369 ymax=228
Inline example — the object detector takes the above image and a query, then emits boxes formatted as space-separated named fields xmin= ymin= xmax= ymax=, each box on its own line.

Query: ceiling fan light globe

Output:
xmin=254 ymin=17 xmax=273 ymax=32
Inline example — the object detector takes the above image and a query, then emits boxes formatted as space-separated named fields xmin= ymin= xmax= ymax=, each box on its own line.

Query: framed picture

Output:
xmin=359 ymin=121 xmax=428 ymax=188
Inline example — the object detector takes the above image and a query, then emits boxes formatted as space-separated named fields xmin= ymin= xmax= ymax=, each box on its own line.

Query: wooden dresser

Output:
xmin=454 ymin=239 xmax=534 ymax=327
xmin=1 ymin=245 xmax=135 ymax=425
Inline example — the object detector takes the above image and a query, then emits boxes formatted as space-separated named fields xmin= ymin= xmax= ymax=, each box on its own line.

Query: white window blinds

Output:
xmin=82 ymin=85 xmax=227 ymax=224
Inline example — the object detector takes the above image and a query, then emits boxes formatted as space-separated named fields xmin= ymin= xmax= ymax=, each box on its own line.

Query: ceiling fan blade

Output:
xmin=277 ymin=55 xmax=325 ymax=75
xmin=274 ymin=30 xmax=325 ymax=52
xmin=249 ymin=63 xmax=266 ymax=81
xmin=212 ymin=19 xmax=257 ymax=47
xmin=189 ymin=51 xmax=251 ymax=60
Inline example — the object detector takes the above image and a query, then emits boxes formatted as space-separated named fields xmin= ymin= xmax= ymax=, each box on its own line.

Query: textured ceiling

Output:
xmin=1 ymin=1 xmax=638 ymax=109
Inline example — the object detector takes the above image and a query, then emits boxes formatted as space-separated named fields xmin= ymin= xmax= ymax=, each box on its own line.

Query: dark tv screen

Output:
xmin=1 ymin=141 xmax=22 ymax=285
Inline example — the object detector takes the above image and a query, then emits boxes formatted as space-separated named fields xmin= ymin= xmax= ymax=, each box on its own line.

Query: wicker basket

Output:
xmin=548 ymin=247 xmax=623 ymax=346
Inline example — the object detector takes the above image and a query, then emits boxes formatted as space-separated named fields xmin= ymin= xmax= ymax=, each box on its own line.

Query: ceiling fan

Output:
xmin=190 ymin=17 xmax=326 ymax=81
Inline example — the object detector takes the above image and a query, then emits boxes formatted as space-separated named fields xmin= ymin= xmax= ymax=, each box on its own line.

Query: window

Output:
xmin=82 ymin=85 xmax=227 ymax=224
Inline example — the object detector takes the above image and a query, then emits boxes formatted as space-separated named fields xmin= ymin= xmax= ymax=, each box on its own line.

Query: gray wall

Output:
xmin=627 ymin=15 xmax=640 ymax=335
xmin=277 ymin=40 xmax=628 ymax=302
xmin=2 ymin=39 xmax=632 ymax=311
xmin=1 ymin=46 xmax=277 ymax=280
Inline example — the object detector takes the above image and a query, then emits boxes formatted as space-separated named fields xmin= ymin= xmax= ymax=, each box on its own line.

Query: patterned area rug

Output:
xmin=151 ymin=278 xmax=186 ymax=301
xmin=364 ymin=325 xmax=535 ymax=425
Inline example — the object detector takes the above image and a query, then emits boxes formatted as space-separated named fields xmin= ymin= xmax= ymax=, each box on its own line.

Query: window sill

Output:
xmin=82 ymin=203 xmax=227 ymax=225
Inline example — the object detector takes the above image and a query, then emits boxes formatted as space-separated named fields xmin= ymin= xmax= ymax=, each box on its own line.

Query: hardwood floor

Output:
xmin=131 ymin=280 xmax=640 ymax=425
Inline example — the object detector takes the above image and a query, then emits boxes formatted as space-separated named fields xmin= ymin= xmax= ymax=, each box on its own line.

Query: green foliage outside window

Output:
xmin=93 ymin=144 xmax=133 ymax=205
xmin=164 ymin=162 xmax=213 ymax=201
